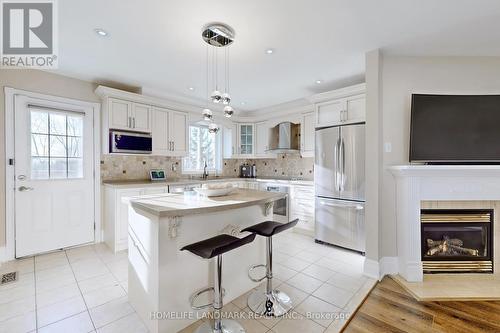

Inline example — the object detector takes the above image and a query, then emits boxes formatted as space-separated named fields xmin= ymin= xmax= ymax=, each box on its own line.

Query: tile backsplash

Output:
xmin=222 ymin=154 xmax=314 ymax=180
xmin=101 ymin=153 xmax=314 ymax=181
xmin=101 ymin=155 xmax=182 ymax=181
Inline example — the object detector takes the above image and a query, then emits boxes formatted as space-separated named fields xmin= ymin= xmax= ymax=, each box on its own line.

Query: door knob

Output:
xmin=18 ymin=186 xmax=34 ymax=192
xmin=17 ymin=175 xmax=26 ymax=180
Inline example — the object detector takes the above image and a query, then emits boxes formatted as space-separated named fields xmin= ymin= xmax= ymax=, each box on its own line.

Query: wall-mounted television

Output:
xmin=410 ymin=94 xmax=500 ymax=164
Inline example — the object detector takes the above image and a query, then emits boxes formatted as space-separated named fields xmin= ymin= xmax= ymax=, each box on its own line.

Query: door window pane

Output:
xmin=31 ymin=111 xmax=48 ymax=134
xmin=31 ymin=157 xmax=49 ymax=179
xmin=31 ymin=134 xmax=48 ymax=156
xmin=50 ymin=135 xmax=67 ymax=157
xmin=30 ymin=110 xmax=84 ymax=180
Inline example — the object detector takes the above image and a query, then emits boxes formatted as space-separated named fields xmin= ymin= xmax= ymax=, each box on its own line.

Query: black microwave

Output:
xmin=109 ymin=131 xmax=152 ymax=154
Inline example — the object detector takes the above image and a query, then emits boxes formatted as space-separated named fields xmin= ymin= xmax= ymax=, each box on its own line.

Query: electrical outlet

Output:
xmin=384 ymin=142 xmax=392 ymax=153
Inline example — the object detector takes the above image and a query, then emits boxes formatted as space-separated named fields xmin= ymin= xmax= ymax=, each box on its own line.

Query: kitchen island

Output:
xmin=124 ymin=188 xmax=286 ymax=333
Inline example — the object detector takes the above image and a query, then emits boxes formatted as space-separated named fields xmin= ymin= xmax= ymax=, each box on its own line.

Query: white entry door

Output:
xmin=14 ymin=95 xmax=95 ymax=257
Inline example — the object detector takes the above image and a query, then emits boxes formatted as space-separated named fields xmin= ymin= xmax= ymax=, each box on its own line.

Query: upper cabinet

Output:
xmin=310 ymin=83 xmax=366 ymax=128
xmin=152 ymin=107 xmax=188 ymax=157
xmin=238 ymin=124 xmax=254 ymax=157
xmin=301 ymin=112 xmax=315 ymax=157
xmin=255 ymin=121 xmax=273 ymax=158
xmin=108 ymin=98 xmax=152 ymax=133
xmin=131 ymin=103 xmax=152 ymax=132
xmin=97 ymin=86 xmax=188 ymax=156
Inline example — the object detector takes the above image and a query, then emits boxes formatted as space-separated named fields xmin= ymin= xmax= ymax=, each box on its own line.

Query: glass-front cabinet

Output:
xmin=238 ymin=124 xmax=254 ymax=156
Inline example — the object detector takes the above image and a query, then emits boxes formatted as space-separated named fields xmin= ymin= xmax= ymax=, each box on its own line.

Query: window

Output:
xmin=183 ymin=125 xmax=221 ymax=173
xmin=30 ymin=109 xmax=84 ymax=179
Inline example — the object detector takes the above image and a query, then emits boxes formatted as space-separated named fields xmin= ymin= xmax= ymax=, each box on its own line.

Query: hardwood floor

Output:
xmin=343 ymin=276 xmax=500 ymax=333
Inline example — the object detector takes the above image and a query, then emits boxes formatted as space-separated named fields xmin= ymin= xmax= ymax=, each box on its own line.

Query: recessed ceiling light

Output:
xmin=188 ymin=87 xmax=195 ymax=91
xmin=265 ymin=49 xmax=274 ymax=54
xmin=241 ymin=101 xmax=246 ymax=105
xmin=94 ymin=28 xmax=108 ymax=37
xmin=315 ymin=80 xmax=322 ymax=84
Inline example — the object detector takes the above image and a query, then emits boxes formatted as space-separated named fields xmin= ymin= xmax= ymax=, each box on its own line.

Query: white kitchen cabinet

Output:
xmin=103 ymin=185 xmax=168 ymax=252
xmin=152 ymin=107 xmax=188 ymax=157
xmin=237 ymin=124 xmax=255 ymax=157
xmin=152 ymin=107 xmax=170 ymax=154
xmin=301 ymin=112 xmax=315 ymax=157
xmin=290 ymin=185 xmax=315 ymax=234
xmin=132 ymin=103 xmax=152 ymax=132
xmin=108 ymin=98 xmax=152 ymax=133
xmin=255 ymin=121 xmax=276 ymax=158
xmin=223 ymin=125 xmax=234 ymax=159
xmin=108 ymin=98 xmax=132 ymax=130
xmin=169 ymin=111 xmax=188 ymax=156
xmin=315 ymin=94 xmax=365 ymax=127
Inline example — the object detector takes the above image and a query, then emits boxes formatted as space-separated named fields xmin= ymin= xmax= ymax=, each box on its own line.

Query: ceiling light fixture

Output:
xmin=315 ymin=80 xmax=322 ymax=84
xmin=201 ymin=22 xmax=236 ymax=123
xmin=94 ymin=28 xmax=108 ymax=37
xmin=241 ymin=101 xmax=246 ymax=105
xmin=265 ymin=48 xmax=274 ymax=54
xmin=188 ymin=87 xmax=195 ymax=91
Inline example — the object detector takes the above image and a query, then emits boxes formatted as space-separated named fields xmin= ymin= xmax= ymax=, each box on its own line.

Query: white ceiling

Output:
xmin=57 ymin=0 xmax=500 ymax=111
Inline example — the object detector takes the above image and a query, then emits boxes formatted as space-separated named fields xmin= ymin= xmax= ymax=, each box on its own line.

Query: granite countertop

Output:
xmin=124 ymin=188 xmax=286 ymax=217
xmin=102 ymin=177 xmax=313 ymax=188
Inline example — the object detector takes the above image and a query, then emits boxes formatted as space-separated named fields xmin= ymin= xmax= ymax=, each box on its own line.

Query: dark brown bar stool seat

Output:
xmin=241 ymin=219 xmax=299 ymax=317
xmin=181 ymin=233 xmax=256 ymax=333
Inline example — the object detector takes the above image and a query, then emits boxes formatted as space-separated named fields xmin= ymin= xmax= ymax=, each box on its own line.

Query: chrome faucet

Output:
xmin=202 ymin=160 xmax=209 ymax=179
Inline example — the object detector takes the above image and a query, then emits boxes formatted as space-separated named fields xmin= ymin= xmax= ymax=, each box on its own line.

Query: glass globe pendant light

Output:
xmin=208 ymin=122 xmax=220 ymax=134
xmin=224 ymin=105 xmax=234 ymax=118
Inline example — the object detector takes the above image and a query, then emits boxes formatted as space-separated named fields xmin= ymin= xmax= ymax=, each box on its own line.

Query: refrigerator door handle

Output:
xmin=318 ymin=199 xmax=364 ymax=210
xmin=340 ymin=138 xmax=346 ymax=191
xmin=334 ymin=138 xmax=341 ymax=192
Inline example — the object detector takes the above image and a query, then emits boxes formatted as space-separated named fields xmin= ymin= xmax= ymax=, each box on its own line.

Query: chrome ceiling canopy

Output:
xmin=202 ymin=23 xmax=235 ymax=47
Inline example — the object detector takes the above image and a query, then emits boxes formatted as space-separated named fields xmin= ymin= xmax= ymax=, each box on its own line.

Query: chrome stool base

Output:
xmin=194 ymin=319 xmax=246 ymax=333
xmin=247 ymin=288 xmax=292 ymax=317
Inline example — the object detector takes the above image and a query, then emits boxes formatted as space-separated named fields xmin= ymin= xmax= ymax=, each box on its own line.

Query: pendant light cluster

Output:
xmin=201 ymin=23 xmax=236 ymax=133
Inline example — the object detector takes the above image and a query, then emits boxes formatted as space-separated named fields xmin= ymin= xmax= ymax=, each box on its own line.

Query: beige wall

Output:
xmin=0 ymin=69 xmax=99 ymax=247
xmin=378 ymin=56 xmax=500 ymax=258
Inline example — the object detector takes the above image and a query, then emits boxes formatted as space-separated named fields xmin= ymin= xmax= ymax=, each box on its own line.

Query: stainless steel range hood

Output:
xmin=268 ymin=122 xmax=301 ymax=153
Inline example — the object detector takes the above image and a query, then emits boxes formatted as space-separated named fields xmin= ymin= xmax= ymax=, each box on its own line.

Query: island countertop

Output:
xmin=125 ymin=188 xmax=286 ymax=217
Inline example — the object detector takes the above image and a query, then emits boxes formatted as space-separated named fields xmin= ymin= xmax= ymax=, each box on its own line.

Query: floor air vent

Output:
xmin=1 ymin=271 xmax=18 ymax=285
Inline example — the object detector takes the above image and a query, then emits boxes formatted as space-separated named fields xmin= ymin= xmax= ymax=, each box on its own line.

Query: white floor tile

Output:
xmin=89 ymin=297 xmax=134 ymax=328
xmin=271 ymin=311 xmax=324 ymax=333
xmin=0 ymin=257 xmax=34 ymax=275
xmin=276 ymin=283 xmax=309 ymax=306
xmin=0 ymin=283 xmax=35 ymax=305
xmin=35 ymin=271 xmax=77 ymax=293
xmin=37 ymin=295 xmax=87 ymax=328
xmin=0 ymin=310 xmax=36 ymax=333
xmin=295 ymin=295 xmax=341 ymax=328
xmin=83 ymin=284 xmax=126 ymax=308
xmin=38 ymin=311 xmax=94 ymax=333
xmin=35 ymin=265 xmax=74 ymax=283
xmin=293 ymin=250 xmax=321 ymax=263
xmin=273 ymin=264 xmax=298 ymax=281
xmin=35 ymin=251 xmax=69 ymax=271
xmin=97 ymin=313 xmax=148 ymax=333
xmin=286 ymin=273 xmax=323 ymax=294
xmin=36 ymin=283 xmax=82 ymax=308
xmin=313 ymin=283 xmax=354 ymax=308
xmin=77 ymin=273 xmax=118 ymax=294
xmin=280 ymin=257 xmax=311 ymax=272
xmin=326 ymin=272 xmax=366 ymax=293
xmin=0 ymin=296 xmax=35 ymax=322
xmin=302 ymin=264 xmax=336 ymax=282
xmin=72 ymin=260 xmax=111 ymax=281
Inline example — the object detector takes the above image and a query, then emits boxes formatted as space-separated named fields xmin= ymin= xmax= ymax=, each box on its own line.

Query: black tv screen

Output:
xmin=410 ymin=94 xmax=500 ymax=163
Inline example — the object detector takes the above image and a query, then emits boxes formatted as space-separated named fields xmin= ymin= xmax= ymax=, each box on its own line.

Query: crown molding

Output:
xmin=307 ymin=83 xmax=366 ymax=104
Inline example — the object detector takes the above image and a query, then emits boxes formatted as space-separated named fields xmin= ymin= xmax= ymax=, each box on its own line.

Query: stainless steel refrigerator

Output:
xmin=314 ymin=123 xmax=365 ymax=253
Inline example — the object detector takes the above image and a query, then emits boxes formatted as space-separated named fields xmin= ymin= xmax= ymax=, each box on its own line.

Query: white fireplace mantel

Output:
xmin=388 ymin=165 xmax=500 ymax=282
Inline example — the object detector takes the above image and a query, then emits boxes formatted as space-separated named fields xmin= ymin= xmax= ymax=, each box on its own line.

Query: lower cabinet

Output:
xmin=289 ymin=185 xmax=315 ymax=234
xmin=103 ymin=186 xmax=168 ymax=252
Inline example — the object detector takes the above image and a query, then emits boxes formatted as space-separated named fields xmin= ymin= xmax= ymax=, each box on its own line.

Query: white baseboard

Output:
xmin=380 ymin=256 xmax=398 ymax=277
xmin=363 ymin=258 xmax=380 ymax=280
xmin=364 ymin=256 xmax=399 ymax=280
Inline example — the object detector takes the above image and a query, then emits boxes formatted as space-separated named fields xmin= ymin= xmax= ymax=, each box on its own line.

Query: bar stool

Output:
xmin=181 ymin=233 xmax=256 ymax=333
xmin=242 ymin=218 xmax=299 ymax=317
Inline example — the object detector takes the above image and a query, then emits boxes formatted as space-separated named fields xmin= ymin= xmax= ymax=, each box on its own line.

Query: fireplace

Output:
xmin=421 ymin=209 xmax=493 ymax=273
